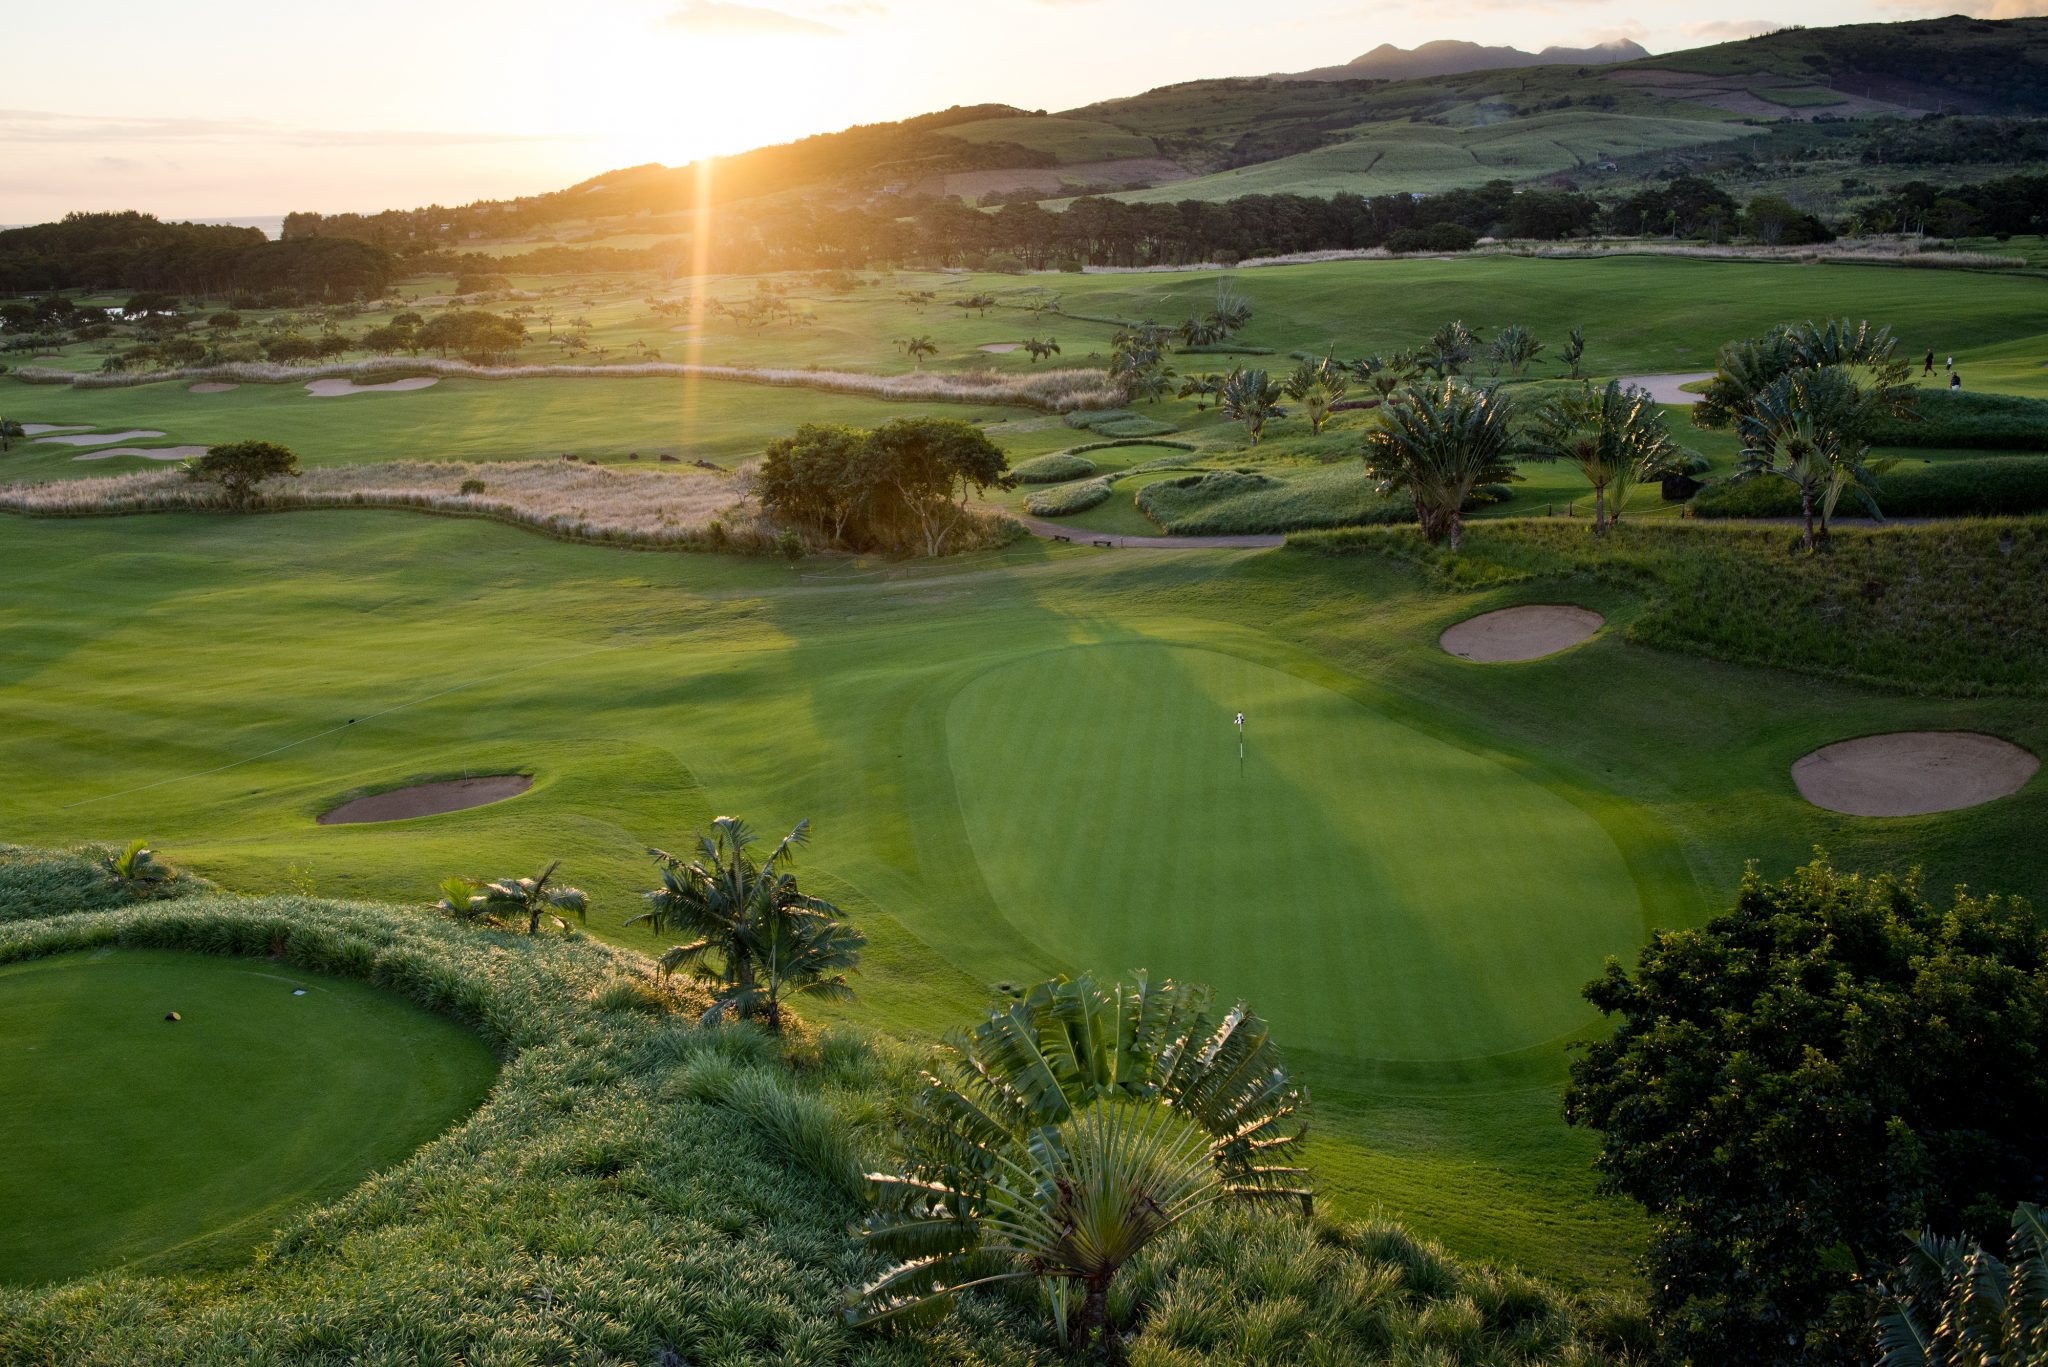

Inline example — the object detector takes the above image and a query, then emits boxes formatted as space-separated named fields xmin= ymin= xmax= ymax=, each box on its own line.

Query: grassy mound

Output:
xmin=1138 ymin=465 xmax=1418 ymax=535
xmin=1691 ymin=459 xmax=2048 ymax=519
xmin=1292 ymin=518 xmax=2048 ymax=697
xmin=0 ymin=857 xmax=1647 ymax=1364
xmin=1011 ymin=451 xmax=1099 ymax=484
xmin=1025 ymin=476 xmax=1114 ymax=516
xmin=0 ymin=949 xmax=494 ymax=1283
xmin=1064 ymin=407 xmax=1179 ymax=438
xmin=0 ymin=843 xmax=208 ymax=921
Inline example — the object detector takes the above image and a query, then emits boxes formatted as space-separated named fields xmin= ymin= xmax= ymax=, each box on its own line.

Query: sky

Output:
xmin=4 ymin=0 xmax=2042 ymax=224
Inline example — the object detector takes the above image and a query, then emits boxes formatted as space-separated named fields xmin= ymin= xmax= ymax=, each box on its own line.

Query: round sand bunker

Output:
xmin=1440 ymin=605 xmax=1604 ymax=663
xmin=318 ymin=774 xmax=532 ymax=825
xmin=1792 ymin=732 xmax=2038 ymax=817
xmin=305 ymin=377 xmax=439 ymax=397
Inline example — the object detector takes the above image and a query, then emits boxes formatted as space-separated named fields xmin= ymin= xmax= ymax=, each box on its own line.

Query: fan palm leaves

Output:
xmin=1694 ymin=317 xmax=1915 ymax=430
xmin=458 ymin=861 xmax=587 ymax=935
xmin=100 ymin=838 xmax=168 ymax=898
xmin=1735 ymin=366 xmax=1896 ymax=552
xmin=848 ymin=972 xmax=1309 ymax=1356
xmin=1217 ymin=367 xmax=1285 ymax=444
xmin=627 ymin=816 xmax=861 ymax=1031
xmin=1489 ymin=323 xmax=1543 ymax=377
xmin=1420 ymin=320 xmax=1480 ymax=378
xmin=1363 ymin=379 xmax=1521 ymax=551
xmin=1876 ymin=1203 xmax=2048 ymax=1367
xmin=1522 ymin=380 xmax=1690 ymax=532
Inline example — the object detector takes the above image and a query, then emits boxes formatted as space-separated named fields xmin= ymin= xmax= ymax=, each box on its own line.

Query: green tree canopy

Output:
xmin=186 ymin=440 xmax=300 ymax=510
xmin=1564 ymin=854 xmax=2048 ymax=1367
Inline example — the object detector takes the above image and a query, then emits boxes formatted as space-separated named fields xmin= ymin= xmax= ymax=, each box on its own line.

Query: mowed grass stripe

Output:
xmin=945 ymin=644 xmax=1642 ymax=1061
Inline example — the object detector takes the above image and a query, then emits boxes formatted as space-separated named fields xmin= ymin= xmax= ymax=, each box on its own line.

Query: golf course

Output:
xmin=6 ymin=12 xmax=2048 ymax=1360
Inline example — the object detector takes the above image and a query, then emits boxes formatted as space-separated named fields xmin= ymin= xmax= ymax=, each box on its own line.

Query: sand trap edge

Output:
xmin=1439 ymin=604 xmax=1605 ymax=663
xmin=318 ymin=774 xmax=533 ymax=825
xmin=1792 ymin=731 xmax=2039 ymax=817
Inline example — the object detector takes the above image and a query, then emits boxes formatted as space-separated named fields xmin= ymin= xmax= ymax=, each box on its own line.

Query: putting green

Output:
xmin=0 ymin=949 xmax=496 ymax=1285
xmin=947 ymin=643 xmax=1644 ymax=1061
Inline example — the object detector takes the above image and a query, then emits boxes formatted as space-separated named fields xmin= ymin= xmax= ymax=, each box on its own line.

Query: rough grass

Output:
xmin=16 ymin=357 xmax=1124 ymax=412
xmin=0 ymin=843 xmax=208 ymax=921
xmin=1690 ymin=459 xmax=2048 ymax=519
xmin=1064 ymin=407 xmax=1179 ymax=437
xmin=1138 ymin=465 xmax=1416 ymax=535
xmin=0 ymin=860 xmax=1647 ymax=1366
xmin=0 ymin=460 xmax=772 ymax=552
xmin=1011 ymin=451 xmax=1099 ymax=484
xmin=1867 ymin=392 xmax=2048 ymax=451
xmin=1025 ymin=475 xmax=1115 ymax=516
xmin=1292 ymin=518 xmax=2048 ymax=696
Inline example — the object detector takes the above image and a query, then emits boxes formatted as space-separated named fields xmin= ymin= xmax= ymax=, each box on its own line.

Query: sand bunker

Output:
xmin=189 ymin=382 xmax=239 ymax=393
xmin=1792 ymin=732 xmax=2038 ymax=817
xmin=35 ymin=429 xmax=167 ymax=446
xmin=977 ymin=342 xmax=1021 ymax=353
xmin=305 ymin=377 xmax=439 ymax=397
xmin=1619 ymin=373 xmax=1712 ymax=406
xmin=21 ymin=423 xmax=92 ymax=435
xmin=73 ymin=445 xmax=207 ymax=462
xmin=318 ymin=774 xmax=532 ymax=825
xmin=1441 ymin=605 xmax=1604 ymax=662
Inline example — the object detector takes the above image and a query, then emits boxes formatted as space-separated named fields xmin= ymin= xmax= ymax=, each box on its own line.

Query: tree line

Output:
xmin=0 ymin=212 xmax=397 ymax=299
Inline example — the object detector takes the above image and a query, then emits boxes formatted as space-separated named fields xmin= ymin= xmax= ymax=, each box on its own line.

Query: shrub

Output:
xmin=1025 ymin=476 xmax=1114 ymax=516
xmin=1011 ymin=451 xmax=1099 ymax=484
xmin=1865 ymin=391 xmax=2048 ymax=450
xmin=1063 ymin=408 xmax=1177 ymax=437
xmin=458 ymin=477 xmax=486 ymax=495
xmin=0 ymin=843 xmax=207 ymax=922
xmin=1691 ymin=458 xmax=2048 ymax=519
xmin=1387 ymin=224 xmax=1480 ymax=254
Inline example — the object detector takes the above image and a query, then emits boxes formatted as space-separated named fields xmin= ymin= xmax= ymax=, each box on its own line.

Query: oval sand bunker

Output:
xmin=1440 ymin=605 xmax=1603 ymax=663
xmin=305 ymin=377 xmax=439 ymax=397
xmin=319 ymin=774 xmax=531 ymax=825
xmin=1793 ymin=732 xmax=2038 ymax=817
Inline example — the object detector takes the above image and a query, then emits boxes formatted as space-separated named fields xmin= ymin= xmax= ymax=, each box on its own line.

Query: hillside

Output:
xmin=1285 ymin=38 xmax=1650 ymax=82
xmin=272 ymin=16 xmax=2048 ymax=248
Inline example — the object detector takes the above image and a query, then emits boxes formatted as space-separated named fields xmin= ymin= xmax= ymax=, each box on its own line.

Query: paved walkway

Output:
xmin=1021 ymin=516 xmax=1284 ymax=550
xmin=1619 ymin=373 xmax=1713 ymax=405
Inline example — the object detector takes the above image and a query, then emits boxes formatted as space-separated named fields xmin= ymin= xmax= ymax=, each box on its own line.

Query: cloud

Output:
xmin=821 ymin=0 xmax=886 ymax=13
xmin=1686 ymin=18 xmax=1782 ymax=41
xmin=0 ymin=109 xmax=578 ymax=148
xmin=662 ymin=1 xmax=846 ymax=35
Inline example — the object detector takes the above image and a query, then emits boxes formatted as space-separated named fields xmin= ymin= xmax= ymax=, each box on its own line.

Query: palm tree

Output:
xmin=626 ymin=817 xmax=858 ymax=1031
xmin=1284 ymin=356 xmax=1348 ymax=434
xmin=899 ymin=335 xmax=937 ymax=369
xmin=1561 ymin=325 xmax=1587 ymax=379
xmin=1522 ymin=380 xmax=1689 ymax=532
xmin=100 ymin=839 xmax=169 ymax=898
xmin=1022 ymin=337 xmax=1061 ymax=363
xmin=1489 ymin=323 xmax=1543 ymax=377
xmin=1876 ymin=1203 xmax=2047 ymax=1367
xmin=1420 ymin=320 xmax=1480 ymax=378
xmin=1736 ymin=367 xmax=1894 ymax=553
xmin=1694 ymin=317 xmax=1914 ymax=431
xmin=1176 ymin=372 xmax=1225 ymax=409
xmin=0 ymin=417 xmax=23 ymax=452
xmin=1363 ymin=379 xmax=1520 ymax=551
xmin=465 ymin=861 xmax=588 ymax=935
xmin=1218 ymin=367 xmax=1284 ymax=443
xmin=850 ymin=973 xmax=1309 ymax=1356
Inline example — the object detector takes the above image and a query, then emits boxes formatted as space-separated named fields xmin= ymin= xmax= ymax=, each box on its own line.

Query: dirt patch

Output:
xmin=318 ymin=774 xmax=533 ymax=825
xmin=306 ymin=377 xmax=439 ymax=397
xmin=73 ymin=445 xmax=207 ymax=462
xmin=35 ymin=429 xmax=167 ymax=446
xmin=1620 ymin=373 xmax=1712 ymax=406
xmin=189 ymin=382 xmax=239 ymax=393
xmin=978 ymin=342 xmax=1021 ymax=353
xmin=1441 ymin=605 xmax=1604 ymax=662
xmin=1792 ymin=732 xmax=2038 ymax=817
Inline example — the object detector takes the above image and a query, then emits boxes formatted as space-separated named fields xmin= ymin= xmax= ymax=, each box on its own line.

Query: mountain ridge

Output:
xmin=1284 ymin=37 xmax=1652 ymax=83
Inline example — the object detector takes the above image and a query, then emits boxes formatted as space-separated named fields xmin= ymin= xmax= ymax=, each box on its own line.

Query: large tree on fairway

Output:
xmin=866 ymin=416 xmax=1013 ymax=557
xmin=186 ymin=440 xmax=299 ymax=510
xmin=849 ymin=973 xmax=1309 ymax=1357
xmin=1522 ymin=380 xmax=1689 ymax=531
xmin=1736 ymin=366 xmax=1895 ymax=552
xmin=1363 ymin=379 xmax=1519 ymax=551
xmin=1564 ymin=855 xmax=2048 ymax=1367
xmin=627 ymin=817 xmax=862 ymax=1031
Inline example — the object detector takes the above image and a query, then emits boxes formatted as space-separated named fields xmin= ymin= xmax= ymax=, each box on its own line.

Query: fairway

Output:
xmin=0 ymin=949 xmax=496 ymax=1284
xmin=948 ymin=643 xmax=1642 ymax=1060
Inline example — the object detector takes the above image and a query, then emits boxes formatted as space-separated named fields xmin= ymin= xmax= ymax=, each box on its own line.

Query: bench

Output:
xmin=1052 ymin=534 xmax=1071 ymax=543
xmin=1092 ymin=539 xmax=1115 ymax=548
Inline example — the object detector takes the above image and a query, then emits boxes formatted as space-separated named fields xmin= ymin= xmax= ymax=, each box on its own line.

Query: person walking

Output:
xmin=1924 ymin=348 xmax=1935 ymax=375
